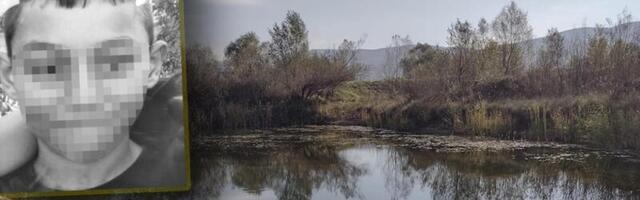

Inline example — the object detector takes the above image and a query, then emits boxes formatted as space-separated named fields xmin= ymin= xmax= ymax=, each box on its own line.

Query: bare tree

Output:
xmin=384 ymin=34 xmax=412 ymax=79
xmin=607 ymin=8 xmax=634 ymax=42
xmin=586 ymin=25 xmax=610 ymax=90
xmin=491 ymin=1 xmax=533 ymax=77
xmin=475 ymin=18 xmax=501 ymax=83
xmin=537 ymin=28 xmax=564 ymax=95
xmin=566 ymin=30 xmax=589 ymax=95
xmin=476 ymin=18 xmax=490 ymax=48
xmin=541 ymin=28 xmax=564 ymax=69
xmin=290 ymin=39 xmax=366 ymax=99
xmin=607 ymin=9 xmax=637 ymax=94
xmin=400 ymin=43 xmax=451 ymax=99
xmin=447 ymin=19 xmax=477 ymax=100
xmin=328 ymin=38 xmax=367 ymax=79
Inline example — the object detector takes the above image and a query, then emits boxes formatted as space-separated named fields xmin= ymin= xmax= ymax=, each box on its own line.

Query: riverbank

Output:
xmin=317 ymin=81 xmax=640 ymax=152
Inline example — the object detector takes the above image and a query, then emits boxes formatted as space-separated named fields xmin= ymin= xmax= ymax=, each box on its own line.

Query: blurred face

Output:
xmin=10 ymin=2 xmax=152 ymax=163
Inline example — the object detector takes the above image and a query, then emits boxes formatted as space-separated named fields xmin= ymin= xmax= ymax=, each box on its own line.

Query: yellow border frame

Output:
xmin=0 ymin=0 xmax=192 ymax=198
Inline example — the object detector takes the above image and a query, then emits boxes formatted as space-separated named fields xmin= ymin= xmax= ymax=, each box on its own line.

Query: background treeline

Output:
xmin=187 ymin=11 xmax=364 ymax=132
xmin=321 ymin=2 xmax=640 ymax=150
xmin=399 ymin=3 xmax=640 ymax=101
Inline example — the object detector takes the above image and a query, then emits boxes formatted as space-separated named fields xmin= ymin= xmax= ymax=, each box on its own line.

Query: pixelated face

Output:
xmin=9 ymin=2 xmax=153 ymax=163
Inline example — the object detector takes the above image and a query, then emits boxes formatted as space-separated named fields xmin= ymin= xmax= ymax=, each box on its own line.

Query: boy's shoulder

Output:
xmin=104 ymin=72 xmax=187 ymax=189
xmin=131 ymin=73 xmax=184 ymax=144
xmin=0 ymin=107 xmax=36 ymax=180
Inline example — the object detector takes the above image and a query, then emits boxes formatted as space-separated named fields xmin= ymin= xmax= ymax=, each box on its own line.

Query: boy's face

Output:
xmin=9 ymin=2 xmax=154 ymax=163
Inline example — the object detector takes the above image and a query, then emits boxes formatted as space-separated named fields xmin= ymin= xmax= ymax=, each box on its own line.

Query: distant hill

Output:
xmin=312 ymin=45 xmax=414 ymax=80
xmin=313 ymin=22 xmax=640 ymax=81
xmin=353 ymin=45 xmax=414 ymax=80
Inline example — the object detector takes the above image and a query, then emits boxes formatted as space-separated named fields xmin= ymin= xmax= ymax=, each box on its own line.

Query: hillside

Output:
xmin=314 ymin=22 xmax=640 ymax=80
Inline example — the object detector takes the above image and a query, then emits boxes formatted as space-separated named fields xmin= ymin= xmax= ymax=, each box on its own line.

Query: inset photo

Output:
xmin=0 ymin=0 xmax=189 ymax=198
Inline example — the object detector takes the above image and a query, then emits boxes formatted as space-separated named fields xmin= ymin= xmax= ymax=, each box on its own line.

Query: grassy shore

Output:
xmin=317 ymin=81 xmax=640 ymax=151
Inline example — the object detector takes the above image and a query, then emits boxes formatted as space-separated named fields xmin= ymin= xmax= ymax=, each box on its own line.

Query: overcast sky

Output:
xmin=186 ymin=0 xmax=640 ymax=58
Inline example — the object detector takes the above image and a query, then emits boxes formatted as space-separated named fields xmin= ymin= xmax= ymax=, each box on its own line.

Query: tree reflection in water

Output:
xmin=221 ymin=144 xmax=366 ymax=200
xmin=187 ymin=144 xmax=640 ymax=200
xmin=45 ymin=130 xmax=640 ymax=200
xmin=382 ymin=148 xmax=640 ymax=200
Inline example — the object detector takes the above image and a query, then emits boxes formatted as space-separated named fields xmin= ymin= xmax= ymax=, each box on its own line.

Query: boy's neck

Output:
xmin=33 ymin=138 xmax=142 ymax=190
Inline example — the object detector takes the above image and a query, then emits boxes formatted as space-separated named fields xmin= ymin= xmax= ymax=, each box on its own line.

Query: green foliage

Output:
xmin=268 ymin=11 xmax=309 ymax=68
xmin=0 ymin=90 xmax=15 ymax=117
xmin=225 ymin=32 xmax=265 ymax=73
xmin=153 ymin=0 xmax=182 ymax=76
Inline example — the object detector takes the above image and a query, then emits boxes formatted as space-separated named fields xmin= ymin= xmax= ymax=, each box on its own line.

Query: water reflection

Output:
xmin=222 ymin=145 xmax=366 ymax=200
xmin=136 ymin=144 xmax=366 ymax=200
xmin=381 ymin=148 xmax=640 ymax=200
xmin=39 ymin=130 xmax=640 ymax=200
xmin=193 ymin=144 xmax=640 ymax=200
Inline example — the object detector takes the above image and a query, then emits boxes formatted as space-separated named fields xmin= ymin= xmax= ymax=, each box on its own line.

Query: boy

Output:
xmin=0 ymin=0 xmax=186 ymax=192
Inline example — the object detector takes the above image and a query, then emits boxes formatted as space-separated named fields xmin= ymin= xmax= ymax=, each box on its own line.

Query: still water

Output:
xmin=185 ymin=127 xmax=640 ymax=200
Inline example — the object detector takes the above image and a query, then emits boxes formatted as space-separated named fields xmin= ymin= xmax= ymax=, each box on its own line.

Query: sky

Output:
xmin=188 ymin=0 xmax=637 ymax=58
xmin=0 ymin=1 xmax=638 ymax=58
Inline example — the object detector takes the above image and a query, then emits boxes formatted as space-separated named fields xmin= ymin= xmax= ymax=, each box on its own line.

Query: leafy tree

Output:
xmin=0 ymin=88 xmax=14 ymax=117
xmin=268 ymin=11 xmax=309 ymax=68
xmin=153 ymin=0 xmax=182 ymax=76
xmin=225 ymin=32 xmax=267 ymax=77
xmin=0 ymin=14 xmax=13 ymax=116
xmin=224 ymin=32 xmax=272 ymax=104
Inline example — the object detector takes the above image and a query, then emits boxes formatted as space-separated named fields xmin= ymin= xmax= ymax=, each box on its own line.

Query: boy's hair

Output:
xmin=2 ymin=0 xmax=154 ymax=57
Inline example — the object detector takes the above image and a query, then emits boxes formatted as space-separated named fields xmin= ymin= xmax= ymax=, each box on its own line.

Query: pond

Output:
xmin=184 ymin=126 xmax=640 ymax=200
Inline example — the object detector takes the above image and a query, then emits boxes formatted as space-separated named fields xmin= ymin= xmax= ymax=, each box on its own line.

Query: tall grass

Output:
xmin=320 ymin=82 xmax=640 ymax=150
